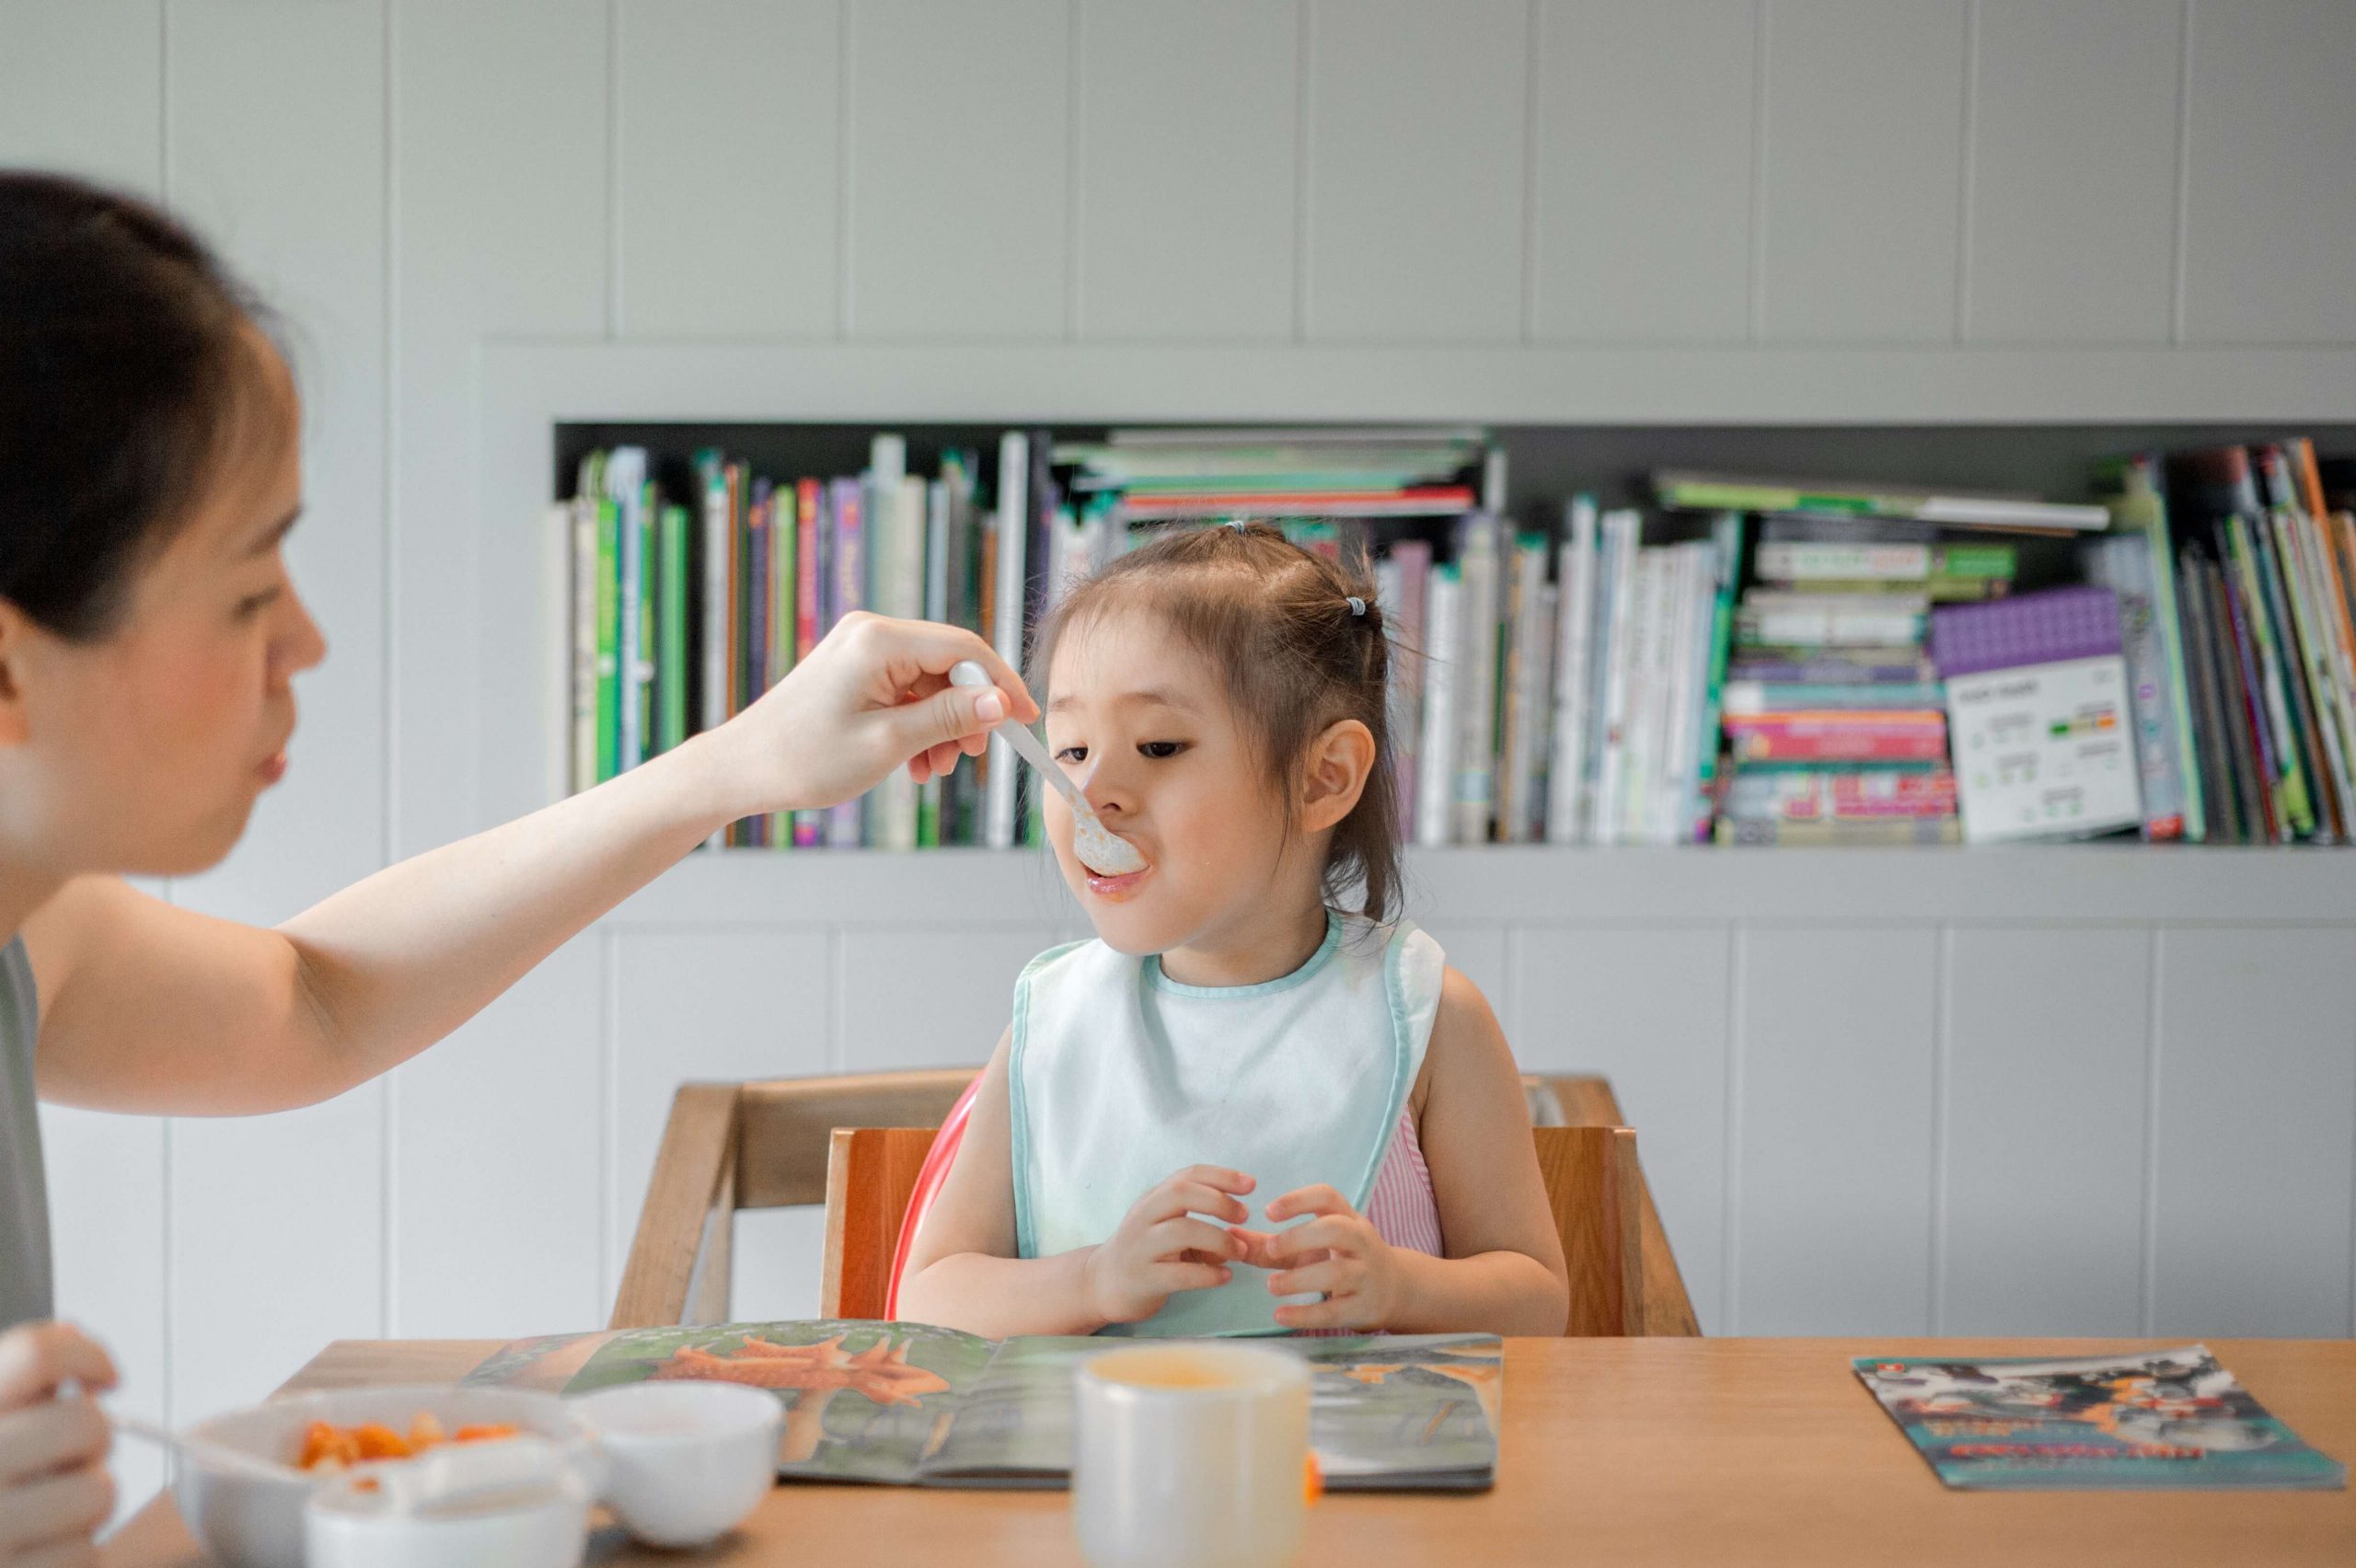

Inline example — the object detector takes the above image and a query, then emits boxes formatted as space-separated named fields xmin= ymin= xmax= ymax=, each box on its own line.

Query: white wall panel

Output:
xmin=2151 ymin=927 xmax=2356 ymax=1335
xmin=1758 ymin=0 xmax=1968 ymax=340
xmin=39 ymin=1107 xmax=167 ymax=1525
xmin=1939 ymin=927 xmax=2150 ymax=1334
xmin=1514 ymin=926 xmax=1730 ymax=1333
xmin=1531 ymin=0 xmax=1755 ymax=343
xmin=156 ymin=0 xmax=394 ymax=1433
xmin=394 ymin=0 xmax=608 ymax=861
xmin=607 ymin=930 xmax=831 ymax=1305
xmin=616 ymin=0 xmax=840 ymax=339
xmin=2180 ymin=0 xmax=2356 ymax=342
xmin=168 ymin=0 xmax=387 ymax=926
xmin=167 ymin=1090 xmax=384 ymax=1427
xmin=837 ymin=926 xmax=1058 ymax=1071
xmin=843 ymin=0 xmax=1068 ymax=337
xmin=1303 ymin=0 xmax=1528 ymax=342
xmin=392 ymin=935 xmax=605 ymax=1339
xmin=1423 ymin=923 xmax=1509 ymax=1025
xmin=1074 ymin=0 xmax=1298 ymax=341
xmin=1966 ymin=0 xmax=2180 ymax=343
xmin=0 ymin=0 xmax=162 ymax=194
xmin=1733 ymin=926 xmax=1938 ymax=1333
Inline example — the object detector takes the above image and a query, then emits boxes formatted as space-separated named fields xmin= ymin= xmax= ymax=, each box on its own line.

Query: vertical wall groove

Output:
xmin=1292 ymin=0 xmax=1312 ymax=342
xmin=1745 ymin=0 xmax=1770 ymax=342
xmin=1927 ymin=923 xmax=1955 ymax=1332
xmin=2139 ymin=925 xmax=2165 ymax=1333
xmin=835 ymin=0 xmax=855 ymax=337
xmin=604 ymin=0 xmax=621 ymax=338
xmin=1951 ymin=0 xmax=1979 ymax=343
xmin=2168 ymin=0 xmax=2194 ymax=344
xmin=1517 ymin=0 xmax=1540 ymax=344
xmin=1720 ymin=923 xmax=1748 ymax=1332
xmin=1063 ymin=0 xmax=1082 ymax=341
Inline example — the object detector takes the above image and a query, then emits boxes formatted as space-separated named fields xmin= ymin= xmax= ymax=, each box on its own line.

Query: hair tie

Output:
xmin=1224 ymin=518 xmax=1249 ymax=532
xmin=1345 ymin=595 xmax=1366 ymax=617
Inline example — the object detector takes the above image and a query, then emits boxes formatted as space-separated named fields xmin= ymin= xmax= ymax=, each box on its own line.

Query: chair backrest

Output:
xmin=823 ymin=1121 xmax=1646 ymax=1335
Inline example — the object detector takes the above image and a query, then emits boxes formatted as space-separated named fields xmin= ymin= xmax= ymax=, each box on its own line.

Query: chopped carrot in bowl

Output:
xmin=295 ymin=1414 xmax=521 ymax=1472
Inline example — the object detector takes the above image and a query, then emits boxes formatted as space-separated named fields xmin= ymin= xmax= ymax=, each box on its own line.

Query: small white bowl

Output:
xmin=173 ymin=1385 xmax=601 ymax=1568
xmin=305 ymin=1437 xmax=591 ymax=1568
xmin=571 ymin=1381 xmax=782 ymax=1548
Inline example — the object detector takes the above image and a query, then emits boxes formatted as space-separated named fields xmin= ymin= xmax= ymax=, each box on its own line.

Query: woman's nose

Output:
xmin=274 ymin=589 xmax=329 ymax=680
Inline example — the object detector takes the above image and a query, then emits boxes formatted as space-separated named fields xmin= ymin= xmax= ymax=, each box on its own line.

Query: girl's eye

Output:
xmin=1053 ymin=745 xmax=1089 ymax=764
xmin=1138 ymin=741 xmax=1186 ymax=759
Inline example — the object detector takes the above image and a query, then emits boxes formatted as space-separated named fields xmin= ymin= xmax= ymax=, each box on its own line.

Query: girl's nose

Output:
xmin=1080 ymin=762 xmax=1134 ymax=822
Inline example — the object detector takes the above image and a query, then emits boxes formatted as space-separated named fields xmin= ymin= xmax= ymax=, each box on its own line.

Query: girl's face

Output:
xmin=0 ymin=330 xmax=327 ymax=877
xmin=1042 ymin=612 xmax=1308 ymax=957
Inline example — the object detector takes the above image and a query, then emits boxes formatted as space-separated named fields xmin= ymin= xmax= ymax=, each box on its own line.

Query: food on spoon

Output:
xmin=295 ymin=1414 xmax=521 ymax=1472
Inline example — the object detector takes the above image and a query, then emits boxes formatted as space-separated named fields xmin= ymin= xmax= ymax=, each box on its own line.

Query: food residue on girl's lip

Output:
xmin=1084 ymin=865 xmax=1151 ymax=901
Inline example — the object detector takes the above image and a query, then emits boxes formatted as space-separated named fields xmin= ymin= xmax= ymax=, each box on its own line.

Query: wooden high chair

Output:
xmin=613 ymin=1068 xmax=1700 ymax=1335
xmin=821 ymin=1123 xmax=1646 ymax=1336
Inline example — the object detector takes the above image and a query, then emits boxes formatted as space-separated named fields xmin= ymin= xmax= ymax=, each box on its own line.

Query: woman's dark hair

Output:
xmin=1031 ymin=521 xmax=1403 ymax=923
xmin=0 ymin=170 xmax=280 ymax=640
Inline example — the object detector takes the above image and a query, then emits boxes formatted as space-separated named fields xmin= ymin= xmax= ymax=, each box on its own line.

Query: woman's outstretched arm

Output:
xmin=24 ymin=615 xmax=1032 ymax=1116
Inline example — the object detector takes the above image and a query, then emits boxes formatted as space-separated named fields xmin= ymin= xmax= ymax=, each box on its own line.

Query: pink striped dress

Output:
xmin=1297 ymin=1107 xmax=1444 ymax=1337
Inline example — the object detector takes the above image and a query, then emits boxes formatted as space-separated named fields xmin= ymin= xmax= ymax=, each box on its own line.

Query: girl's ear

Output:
xmin=1299 ymin=718 xmax=1375 ymax=834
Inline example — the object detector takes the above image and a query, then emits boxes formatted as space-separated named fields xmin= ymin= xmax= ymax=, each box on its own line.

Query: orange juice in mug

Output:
xmin=1071 ymin=1344 xmax=1313 ymax=1568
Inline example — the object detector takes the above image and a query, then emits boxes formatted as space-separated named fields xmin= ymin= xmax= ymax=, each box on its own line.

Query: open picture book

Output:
xmin=465 ymin=1319 xmax=1500 ymax=1492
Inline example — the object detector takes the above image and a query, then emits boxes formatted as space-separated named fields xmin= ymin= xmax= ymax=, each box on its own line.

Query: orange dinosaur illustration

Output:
xmin=651 ymin=1333 xmax=952 ymax=1463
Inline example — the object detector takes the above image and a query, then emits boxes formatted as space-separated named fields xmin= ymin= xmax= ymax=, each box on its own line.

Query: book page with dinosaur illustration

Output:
xmin=466 ymin=1320 xmax=1500 ymax=1492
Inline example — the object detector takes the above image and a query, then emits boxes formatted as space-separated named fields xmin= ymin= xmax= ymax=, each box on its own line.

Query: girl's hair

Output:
xmin=0 ymin=170 xmax=280 ymax=640
xmin=1031 ymin=521 xmax=1403 ymax=922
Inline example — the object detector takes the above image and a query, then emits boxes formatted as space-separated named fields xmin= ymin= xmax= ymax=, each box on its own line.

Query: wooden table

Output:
xmin=107 ymin=1337 xmax=2356 ymax=1566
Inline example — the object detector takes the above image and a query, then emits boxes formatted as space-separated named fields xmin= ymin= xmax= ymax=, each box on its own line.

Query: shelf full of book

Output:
xmin=552 ymin=421 xmax=2356 ymax=855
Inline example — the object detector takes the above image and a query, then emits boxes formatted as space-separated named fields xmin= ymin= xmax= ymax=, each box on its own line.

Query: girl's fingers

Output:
xmin=1272 ymin=1295 xmax=1365 ymax=1332
xmin=1267 ymin=1259 xmax=1351 ymax=1299
xmin=13 ymin=1536 xmax=102 ymax=1568
xmin=1261 ymin=1216 xmax=1359 ymax=1265
xmin=1140 ymin=1180 xmax=1250 ymax=1226
xmin=1147 ymin=1216 xmax=1243 ymax=1262
xmin=1263 ymin=1184 xmax=1350 ymax=1223
xmin=1148 ymin=1262 xmax=1232 ymax=1296
xmin=1170 ymin=1165 xmax=1255 ymax=1196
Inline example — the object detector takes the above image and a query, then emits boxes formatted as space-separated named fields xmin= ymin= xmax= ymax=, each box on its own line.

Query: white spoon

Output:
xmin=110 ymin=1410 xmax=305 ymax=1484
xmin=949 ymin=661 xmax=1148 ymax=876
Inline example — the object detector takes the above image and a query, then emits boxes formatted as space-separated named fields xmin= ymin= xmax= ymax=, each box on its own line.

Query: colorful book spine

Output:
xmin=606 ymin=446 xmax=648 ymax=773
xmin=1722 ymin=682 xmax=1947 ymax=714
xmin=826 ymin=477 xmax=866 ymax=849
xmin=791 ymin=479 xmax=826 ymax=847
xmin=568 ymin=491 xmax=598 ymax=794
xmin=1715 ymin=816 xmax=1961 ymax=846
xmin=1388 ymin=538 xmax=1432 ymax=840
xmin=1451 ymin=515 xmax=1501 ymax=844
xmin=1753 ymin=540 xmax=2016 ymax=582
xmin=1722 ymin=767 xmax=1958 ymax=821
xmin=2082 ymin=533 xmax=2188 ymax=840
xmin=1415 ymin=567 xmax=1462 ymax=849
xmin=1724 ymin=711 xmax=1949 ymax=767
xmin=1545 ymin=497 xmax=1598 ymax=844
xmin=986 ymin=432 xmax=1029 ymax=850
xmin=2097 ymin=455 xmax=2204 ymax=839
xmin=1690 ymin=517 xmax=1743 ymax=842
xmin=594 ymin=494 xmax=619 ymax=784
xmin=658 ymin=502 xmax=689 ymax=756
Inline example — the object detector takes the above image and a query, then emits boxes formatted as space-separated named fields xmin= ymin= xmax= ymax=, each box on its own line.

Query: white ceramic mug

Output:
xmin=1071 ymin=1343 xmax=1313 ymax=1568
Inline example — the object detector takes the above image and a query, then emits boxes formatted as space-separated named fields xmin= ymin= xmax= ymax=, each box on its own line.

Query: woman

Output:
xmin=0 ymin=171 xmax=1033 ymax=1564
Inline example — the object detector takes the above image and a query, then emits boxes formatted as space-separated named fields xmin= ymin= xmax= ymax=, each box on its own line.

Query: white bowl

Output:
xmin=305 ymin=1438 xmax=591 ymax=1568
xmin=570 ymin=1381 xmax=782 ymax=1548
xmin=173 ymin=1385 xmax=603 ymax=1568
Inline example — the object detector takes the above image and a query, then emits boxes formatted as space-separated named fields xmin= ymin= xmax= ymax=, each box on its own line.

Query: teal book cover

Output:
xmin=1855 ymin=1345 xmax=2344 ymax=1490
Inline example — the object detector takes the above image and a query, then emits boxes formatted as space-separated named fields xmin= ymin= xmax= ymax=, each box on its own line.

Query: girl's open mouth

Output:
xmin=1083 ymin=864 xmax=1151 ymax=901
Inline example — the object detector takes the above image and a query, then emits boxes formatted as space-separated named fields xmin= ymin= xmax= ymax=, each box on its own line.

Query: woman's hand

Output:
xmin=1081 ymin=1165 xmax=1256 ymax=1328
xmin=0 ymin=1322 xmax=117 ymax=1568
xmin=693 ymin=612 xmax=1036 ymax=820
xmin=1242 ymin=1184 xmax=1403 ymax=1332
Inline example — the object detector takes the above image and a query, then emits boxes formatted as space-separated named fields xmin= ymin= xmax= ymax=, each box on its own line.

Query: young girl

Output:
xmin=898 ymin=524 xmax=1568 ymax=1339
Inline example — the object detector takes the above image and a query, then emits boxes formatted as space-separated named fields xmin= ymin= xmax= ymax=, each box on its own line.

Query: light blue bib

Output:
xmin=1009 ymin=912 xmax=1444 ymax=1337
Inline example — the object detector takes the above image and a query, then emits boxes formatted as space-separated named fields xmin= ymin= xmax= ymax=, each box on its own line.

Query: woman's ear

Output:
xmin=0 ymin=603 xmax=30 ymax=746
xmin=1299 ymin=718 xmax=1375 ymax=835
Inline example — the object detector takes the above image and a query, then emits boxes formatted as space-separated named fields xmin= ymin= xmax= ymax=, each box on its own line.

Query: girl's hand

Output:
xmin=0 ymin=1321 xmax=118 ymax=1568
xmin=1247 ymin=1185 xmax=1403 ymax=1332
xmin=692 ymin=613 xmax=1036 ymax=819
xmin=1081 ymin=1166 xmax=1255 ymax=1328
